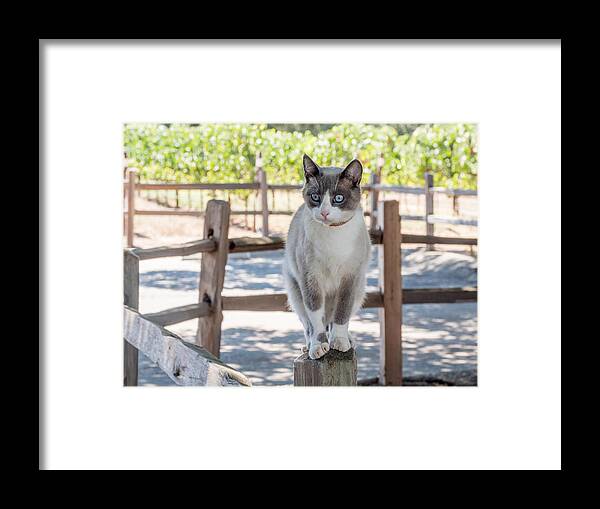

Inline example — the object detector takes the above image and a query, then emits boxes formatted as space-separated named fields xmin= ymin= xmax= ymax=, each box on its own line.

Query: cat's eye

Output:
xmin=333 ymin=194 xmax=345 ymax=204
xmin=310 ymin=193 xmax=320 ymax=202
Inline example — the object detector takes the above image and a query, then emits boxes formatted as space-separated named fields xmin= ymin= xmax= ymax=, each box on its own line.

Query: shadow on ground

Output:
xmin=137 ymin=247 xmax=477 ymax=386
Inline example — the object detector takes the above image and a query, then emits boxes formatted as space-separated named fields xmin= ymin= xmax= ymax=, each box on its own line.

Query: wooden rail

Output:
xmin=132 ymin=239 xmax=217 ymax=260
xmin=137 ymin=183 xmax=260 ymax=191
xmin=144 ymin=302 xmax=212 ymax=326
xmin=124 ymin=162 xmax=477 ymax=245
xmin=220 ymin=288 xmax=476 ymax=312
xmin=129 ymin=232 xmax=476 ymax=263
xmin=130 ymin=210 xmax=293 ymax=217
xmin=124 ymin=306 xmax=251 ymax=386
xmin=129 ymin=231 xmax=476 ymax=262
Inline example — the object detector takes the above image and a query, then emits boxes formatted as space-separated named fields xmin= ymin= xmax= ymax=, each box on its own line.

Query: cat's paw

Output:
xmin=348 ymin=332 xmax=356 ymax=349
xmin=308 ymin=333 xmax=330 ymax=359
xmin=330 ymin=336 xmax=352 ymax=352
xmin=301 ymin=345 xmax=309 ymax=353
xmin=308 ymin=342 xmax=330 ymax=359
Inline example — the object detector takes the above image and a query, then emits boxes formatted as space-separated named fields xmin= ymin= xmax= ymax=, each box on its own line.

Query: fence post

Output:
xmin=378 ymin=200 xmax=403 ymax=386
xmin=196 ymin=200 xmax=231 ymax=357
xmin=369 ymin=153 xmax=384 ymax=230
xmin=294 ymin=349 xmax=357 ymax=386
xmin=424 ymin=171 xmax=434 ymax=250
xmin=256 ymin=152 xmax=269 ymax=236
xmin=126 ymin=168 xmax=137 ymax=247
xmin=123 ymin=249 xmax=140 ymax=386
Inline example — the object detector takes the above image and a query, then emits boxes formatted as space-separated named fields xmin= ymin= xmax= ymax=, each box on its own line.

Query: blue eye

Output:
xmin=333 ymin=194 xmax=345 ymax=203
xmin=310 ymin=193 xmax=320 ymax=202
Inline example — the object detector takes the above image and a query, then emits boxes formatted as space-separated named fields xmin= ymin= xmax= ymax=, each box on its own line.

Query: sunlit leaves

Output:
xmin=123 ymin=123 xmax=478 ymax=190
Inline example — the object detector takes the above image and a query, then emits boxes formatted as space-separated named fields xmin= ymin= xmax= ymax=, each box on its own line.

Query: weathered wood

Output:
xmin=126 ymin=168 xmax=137 ymax=247
xmin=424 ymin=172 xmax=435 ymax=250
xmin=431 ymin=187 xmax=477 ymax=196
xmin=123 ymin=249 xmax=139 ymax=386
xmin=228 ymin=236 xmax=285 ymax=253
xmin=196 ymin=200 xmax=230 ymax=357
xmin=369 ymin=230 xmax=477 ymax=246
xmin=367 ymin=184 xmax=425 ymax=195
xmin=220 ymin=288 xmax=476 ymax=312
xmin=267 ymin=184 xmax=302 ymax=190
xmin=145 ymin=302 xmax=212 ymax=326
xmin=223 ymin=293 xmax=289 ymax=311
xmin=293 ymin=349 xmax=357 ymax=386
xmin=257 ymin=156 xmax=269 ymax=236
xmin=379 ymin=200 xmax=403 ymax=386
xmin=404 ymin=287 xmax=477 ymax=304
xmin=427 ymin=215 xmax=478 ymax=226
xmin=132 ymin=239 xmax=217 ymax=260
xmin=124 ymin=306 xmax=251 ymax=386
xmin=127 ymin=181 xmax=476 ymax=196
xmin=401 ymin=233 xmax=478 ymax=246
xmin=133 ymin=210 xmax=204 ymax=216
xmin=369 ymin=153 xmax=384 ymax=230
xmin=136 ymin=182 xmax=260 ymax=191
xmin=131 ymin=210 xmax=293 ymax=217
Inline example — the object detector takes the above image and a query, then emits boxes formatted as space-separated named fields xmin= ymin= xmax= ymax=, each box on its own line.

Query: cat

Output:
xmin=283 ymin=154 xmax=371 ymax=360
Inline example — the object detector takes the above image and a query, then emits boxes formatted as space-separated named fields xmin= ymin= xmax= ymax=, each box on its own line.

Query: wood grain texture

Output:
xmin=132 ymin=239 xmax=217 ymax=260
xmin=424 ymin=172 xmax=435 ymax=250
xmin=220 ymin=288 xmax=475 ymax=312
xmin=223 ymin=293 xmax=289 ymax=311
xmin=124 ymin=306 xmax=251 ymax=386
xmin=126 ymin=169 xmax=137 ymax=247
xmin=123 ymin=249 xmax=139 ymax=386
xmin=400 ymin=233 xmax=478 ymax=246
xmin=136 ymin=183 xmax=260 ymax=191
xmin=228 ymin=236 xmax=285 ymax=253
xmin=196 ymin=200 xmax=230 ymax=357
xmin=131 ymin=210 xmax=293 ymax=217
xmin=145 ymin=302 xmax=212 ymax=326
xmin=379 ymin=200 xmax=403 ymax=386
xmin=258 ymin=168 xmax=269 ymax=236
xmin=369 ymin=172 xmax=380 ymax=230
xmin=293 ymin=349 xmax=357 ymax=386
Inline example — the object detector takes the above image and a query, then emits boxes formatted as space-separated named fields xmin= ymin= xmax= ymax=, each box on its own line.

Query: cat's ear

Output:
xmin=341 ymin=159 xmax=363 ymax=187
xmin=303 ymin=154 xmax=320 ymax=181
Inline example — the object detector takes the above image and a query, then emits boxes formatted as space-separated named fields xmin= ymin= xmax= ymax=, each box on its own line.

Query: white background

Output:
xmin=41 ymin=41 xmax=561 ymax=470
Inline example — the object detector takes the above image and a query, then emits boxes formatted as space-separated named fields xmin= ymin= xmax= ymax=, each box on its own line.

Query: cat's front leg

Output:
xmin=330 ymin=275 xmax=358 ymax=352
xmin=302 ymin=274 xmax=330 ymax=360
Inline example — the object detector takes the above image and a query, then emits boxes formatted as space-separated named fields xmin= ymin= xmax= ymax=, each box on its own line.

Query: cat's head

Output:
xmin=302 ymin=154 xmax=363 ymax=226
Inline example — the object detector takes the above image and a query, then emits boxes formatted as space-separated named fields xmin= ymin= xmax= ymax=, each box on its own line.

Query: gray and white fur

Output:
xmin=283 ymin=155 xmax=371 ymax=360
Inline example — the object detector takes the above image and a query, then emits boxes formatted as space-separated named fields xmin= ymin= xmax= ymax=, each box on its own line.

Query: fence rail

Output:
xmin=129 ymin=230 xmax=477 ymax=261
xmin=124 ymin=198 xmax=478 ymax=387
xmin=124 ymin=306 xmax=251 ymax=386
xmin=123 ymin=161 xmax=478 ymax=243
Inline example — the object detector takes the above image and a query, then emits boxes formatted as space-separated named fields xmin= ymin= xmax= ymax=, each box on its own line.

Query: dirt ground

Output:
xmin=126 ymin=194 xmax=478 ymax=387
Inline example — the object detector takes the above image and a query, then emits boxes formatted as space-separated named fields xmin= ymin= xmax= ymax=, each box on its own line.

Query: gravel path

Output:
xmin=136 ymin=246 xmax=477 ymax=386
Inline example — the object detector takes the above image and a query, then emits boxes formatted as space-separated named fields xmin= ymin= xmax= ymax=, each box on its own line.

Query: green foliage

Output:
xmin=124 ymin=123 xmax=477 ymax=189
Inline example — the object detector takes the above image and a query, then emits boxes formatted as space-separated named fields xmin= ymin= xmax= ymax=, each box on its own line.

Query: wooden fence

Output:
xmin=123 ymin=157 xmax=477 ymax=246
xmin=123 ymin=199 xmax=478 ymax=387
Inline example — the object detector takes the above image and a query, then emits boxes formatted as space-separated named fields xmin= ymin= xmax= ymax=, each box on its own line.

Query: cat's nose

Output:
xmin=321 ymin=211 xmax=329 ymax=220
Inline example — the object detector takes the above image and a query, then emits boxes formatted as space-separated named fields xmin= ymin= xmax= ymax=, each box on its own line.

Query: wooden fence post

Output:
xmin=196 ymin=200 xmax=231 ymax=357
xmin=369 ymin=152 xmax=384 ymax=230
xmin=256 ymin=152 xmax=269 ymax=236
xmin=378 ymin=200 xmax=403 ymax=386
xmin=123 ymin=249 xmax=140 ymax=386
xmin=126 ymin=168 xmax=137 ymax=248
xmin=294 ymin=349 xmax=357 ymax=386
xmin=424 ymin=171 xmax=434 ymax=250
